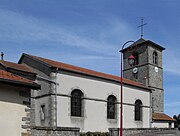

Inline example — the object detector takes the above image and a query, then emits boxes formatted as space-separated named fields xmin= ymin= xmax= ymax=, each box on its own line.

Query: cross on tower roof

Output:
xmin=138 ymin=17 xmax=147 ymax=38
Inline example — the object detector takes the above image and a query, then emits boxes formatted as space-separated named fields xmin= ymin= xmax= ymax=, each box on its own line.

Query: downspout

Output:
xmin=55 ymin=68 xmax=58 ymax=128
xmin=149 ymin=90 xmax=152 ymax=128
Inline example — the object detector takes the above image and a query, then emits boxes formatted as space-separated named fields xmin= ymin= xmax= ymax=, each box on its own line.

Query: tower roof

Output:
xmin=121 ymin=38 xmax=165 ymax=52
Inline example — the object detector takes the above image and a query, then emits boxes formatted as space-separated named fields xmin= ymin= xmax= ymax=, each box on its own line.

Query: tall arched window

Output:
xmin=135 ymin=100 xmax=142 ymax=121
xmin=71 ymin=89 xmax=83 ymax=117
xmin=107 ymin=95 xmax=117 ymax=119
xmin=153 ymin=52 xmax=158 ymax=65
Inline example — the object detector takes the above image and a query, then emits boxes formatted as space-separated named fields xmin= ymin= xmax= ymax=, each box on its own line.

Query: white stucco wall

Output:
xmin=152 ymin=122 xmax=174 ymax=128
xmin=0 ymin=85 xmax=29 ymax=136
xmin=56 ymin=71 xmax=151 ymax=132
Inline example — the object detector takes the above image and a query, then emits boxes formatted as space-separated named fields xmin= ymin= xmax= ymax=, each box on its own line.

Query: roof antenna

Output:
xmin=1 ymin=52 xmax=4 ymax=60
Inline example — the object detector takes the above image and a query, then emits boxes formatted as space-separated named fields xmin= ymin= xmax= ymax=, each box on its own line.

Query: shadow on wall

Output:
xmin=0 ymin=83 xmax=30 ymax=105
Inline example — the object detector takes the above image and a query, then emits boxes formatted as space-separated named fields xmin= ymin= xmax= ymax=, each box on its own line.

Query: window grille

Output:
xmin=135 ymin=100 xmax=142 ymax=121
xmin=107 ymin=95 xmax=117 ymax=119
xmin=71 ymin=89 xmax=83 ymax=117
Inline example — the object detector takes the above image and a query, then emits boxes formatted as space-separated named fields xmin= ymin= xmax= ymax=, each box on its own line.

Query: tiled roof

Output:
xmin=0 ymin=70 xmax=33 ymax=83
xmin=23 ymin=54 xmax=150 ymax=90
xmin=0 ymin=60 xmax=34 ymax=73
xmin=0 ymin=70 xmax=39 ymax=89
xmin=152 ymin=113 xmax=176 ymax=122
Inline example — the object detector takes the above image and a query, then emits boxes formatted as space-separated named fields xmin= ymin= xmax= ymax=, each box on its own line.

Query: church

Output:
xmin=0 ymin=38 xmax=176 ymax=135
xmin=18 ymin=38 xmax=174 ymax=132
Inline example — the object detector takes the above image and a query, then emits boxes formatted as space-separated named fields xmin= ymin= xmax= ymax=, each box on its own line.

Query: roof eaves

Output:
xmin=59 ymin=68 xmax=151 ymax=91
xmin=147 ymin=40 xmax=166 ymax=50
xmin=121 ymin=40 xmax=165 ymax=52
xmin=0 ymin=78 xmax=40 ymax=90
xmin=153 ymin=119 xmax=176 ymax=122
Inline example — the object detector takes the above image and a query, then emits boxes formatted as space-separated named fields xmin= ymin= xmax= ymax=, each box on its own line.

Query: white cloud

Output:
xmin=0 ymin=9 xmax=136 ymax=56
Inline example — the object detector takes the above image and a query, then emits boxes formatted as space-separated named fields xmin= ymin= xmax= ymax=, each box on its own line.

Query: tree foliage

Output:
xmin=173 ymin=114 xmax=180 ymax=129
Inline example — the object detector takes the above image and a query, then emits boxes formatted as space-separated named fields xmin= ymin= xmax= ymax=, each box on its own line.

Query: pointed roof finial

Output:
xmin=138 ymin=17 xmax=147 ymax=38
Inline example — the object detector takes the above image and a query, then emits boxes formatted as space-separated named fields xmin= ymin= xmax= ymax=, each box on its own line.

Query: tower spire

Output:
xmin=138 ymin=17 xmax=147 ymax=38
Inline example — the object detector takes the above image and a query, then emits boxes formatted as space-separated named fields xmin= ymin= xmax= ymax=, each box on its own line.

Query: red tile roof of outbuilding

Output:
xmin=0 ymin=60 xmax=34 ymax=73
xmin=0 ymin=70 xmax=39 ymax=89
xmin=152 ymin=113 xmax=176 ymax=122
xmin=0 ymin=70 xmax=33 ymax=83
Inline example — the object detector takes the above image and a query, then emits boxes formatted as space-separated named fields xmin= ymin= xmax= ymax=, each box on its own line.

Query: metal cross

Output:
xmin=138 ymin=17 xmax=147 ymax=38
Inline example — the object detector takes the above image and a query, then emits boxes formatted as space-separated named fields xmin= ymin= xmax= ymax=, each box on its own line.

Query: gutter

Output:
xmin=55 ymin=68 xmax=58 ymax=128
xmin=150 ymin=90 xmax=152 ymax=128
xmin=58 ymin=68 xmax=151 ymax=91
xmin=0 ymin=78 xmax=40 ymax=90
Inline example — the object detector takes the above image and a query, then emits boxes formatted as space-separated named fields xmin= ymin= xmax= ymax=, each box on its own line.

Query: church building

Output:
xmin=17 ymin=38 xmax=175 ymax=132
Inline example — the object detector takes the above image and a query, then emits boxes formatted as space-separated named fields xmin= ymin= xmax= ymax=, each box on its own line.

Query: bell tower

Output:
xmin=122 ymin=38 xmax=165 ymax=113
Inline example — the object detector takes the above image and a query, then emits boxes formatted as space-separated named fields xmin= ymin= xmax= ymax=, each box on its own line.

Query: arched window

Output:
xmin=71 ymin=89 xmax=83 ymax=117
xmin=107 ymin=95 xmax=117 ymax=119
xmin=135 ymin=100 xmax=142 ymax=121
xmin=153 ymin=52 xmax=158 ymax=65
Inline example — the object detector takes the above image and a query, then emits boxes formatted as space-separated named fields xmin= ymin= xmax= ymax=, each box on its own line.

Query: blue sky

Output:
xmin=0 ymin=0 xmax=180 ymax=117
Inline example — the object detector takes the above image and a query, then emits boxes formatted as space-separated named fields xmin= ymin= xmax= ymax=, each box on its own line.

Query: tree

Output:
xmin=173 ymin=114 xmax=180 ymax=129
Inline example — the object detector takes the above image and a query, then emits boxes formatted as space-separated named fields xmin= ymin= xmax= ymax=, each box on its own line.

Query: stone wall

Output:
xmin=31 ymin=126 xmax=80 ymax=136
xmin=109 ymin=128 xmax=175 ymax=136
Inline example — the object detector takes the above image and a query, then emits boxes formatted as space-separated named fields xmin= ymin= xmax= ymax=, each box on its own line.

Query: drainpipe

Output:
xmin=149 ymin=90 xmax=152 ymax=128
xmin=55 ymin=68 xmax=58 ymax=128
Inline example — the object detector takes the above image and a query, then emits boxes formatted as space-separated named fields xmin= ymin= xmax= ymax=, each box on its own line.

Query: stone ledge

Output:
xmin=109 ymin=128 xmax=175 ymax=131
xmin=109 ymin=128 xmax=176 ymax=136
xmin=31 ymin=126 xmax=80 ymax=131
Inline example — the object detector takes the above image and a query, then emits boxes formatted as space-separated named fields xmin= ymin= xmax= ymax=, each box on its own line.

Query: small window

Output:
xmin=71 ymin=89 xmax=83 ymax=117
xmin=107 ymin=95 xmax=117 ymax=119
xmin=40 ymin=105 xmax=45 ymax=121
xmin=135 ymin=100 xmax=142 ymax=121
xmin=153 ymin=52 xmax=158 ymax=65
xmin=133 ymin=53 xmax=139 ymax=65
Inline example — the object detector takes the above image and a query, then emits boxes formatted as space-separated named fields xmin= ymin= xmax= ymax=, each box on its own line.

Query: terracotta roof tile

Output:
xmin=0 ymin=60 xmax=34 ymax=73
xmin=24 ymin=54 xmax=149 ymax=90
xmin=152 ymin=113 xmax=175 ymax=122
xmin=0 ymin=70 xmax=33 ymax=84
